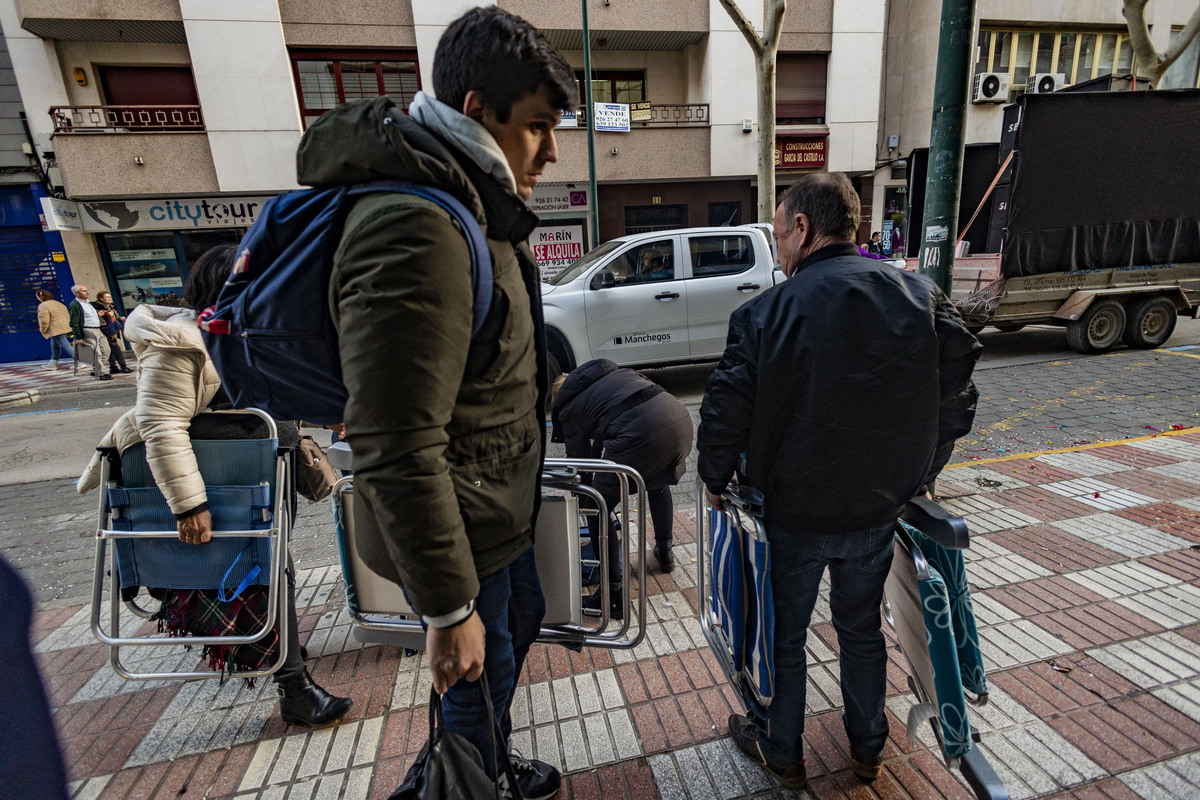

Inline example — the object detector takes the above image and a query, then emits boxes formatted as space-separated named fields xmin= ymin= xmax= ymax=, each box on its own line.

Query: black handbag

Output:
xmin=390 ymin=674 xmax=523 ymax=800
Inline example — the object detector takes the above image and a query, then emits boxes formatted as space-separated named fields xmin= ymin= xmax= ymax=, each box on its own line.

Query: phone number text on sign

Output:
xmin=531 ymin=224 xmax=585 ymax=280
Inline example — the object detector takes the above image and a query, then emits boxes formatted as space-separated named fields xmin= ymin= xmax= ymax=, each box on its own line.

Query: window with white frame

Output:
xmin=972 ymin=27 xmax=1174 ymax=95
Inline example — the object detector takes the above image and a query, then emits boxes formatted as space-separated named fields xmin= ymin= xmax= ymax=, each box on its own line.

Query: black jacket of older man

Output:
xmin=698 ymin=243 xmax=980 ymax=534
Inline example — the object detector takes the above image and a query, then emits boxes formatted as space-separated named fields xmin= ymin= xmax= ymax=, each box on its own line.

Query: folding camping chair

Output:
xmin=89 ymin=409 xmax=291 ymax=681
xmin=696 ymin=483 xmax=1008 ymax=800
xmin=330 ymin=454 xmax=648 ymax=652
xmin=885 ymin=498 xmax=1008 ymax=800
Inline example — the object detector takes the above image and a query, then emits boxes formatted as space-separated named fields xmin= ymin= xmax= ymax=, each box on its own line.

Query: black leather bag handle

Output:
xmin=427 ymin=673 xmax=523 ymax=800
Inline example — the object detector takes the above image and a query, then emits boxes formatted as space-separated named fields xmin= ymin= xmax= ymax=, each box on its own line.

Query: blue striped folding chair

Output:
xmin=886 ymin=497 xmax=1008 ymax=800
xmin=698 ymin=484 xmax=773 ymax=719
xmin=89 ymin=409 xmax=290 ymax=682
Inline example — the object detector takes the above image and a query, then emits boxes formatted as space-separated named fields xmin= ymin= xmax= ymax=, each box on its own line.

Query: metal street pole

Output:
xmin=581 ymin=0 xmax=600 ymax=248
xmin=918 ymin=0 xmax=977 ymax=295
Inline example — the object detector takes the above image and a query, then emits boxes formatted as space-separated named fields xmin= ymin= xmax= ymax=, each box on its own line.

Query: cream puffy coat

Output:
xmin=77 ymin=304 xmax=222 ymax=515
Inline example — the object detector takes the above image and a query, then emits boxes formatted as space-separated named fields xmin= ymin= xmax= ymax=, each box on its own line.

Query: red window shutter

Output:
xmin=776 ymin=54 xmax=827 ymax=120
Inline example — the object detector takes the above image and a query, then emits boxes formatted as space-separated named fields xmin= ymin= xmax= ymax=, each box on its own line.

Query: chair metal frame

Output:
xmin=333 ymin=457 xmax=648 ymax=652
xmin=89 ymin=409 xmax=291 ymax=681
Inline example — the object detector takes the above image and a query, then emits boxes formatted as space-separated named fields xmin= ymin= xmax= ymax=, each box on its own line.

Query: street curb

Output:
xmin=0 ymin=389 xmax=40 ymax=411
xmin=37 ymin=379 xmax=136 ymax=398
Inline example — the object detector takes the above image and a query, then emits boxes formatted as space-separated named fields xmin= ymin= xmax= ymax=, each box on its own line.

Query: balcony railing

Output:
xmin=573 ymin=103 xmax=710 ymax=128
xmin=50 ymin=105 xmax=205 ymax=133
xmin=646 ymin=103 xmax=709 ymax=125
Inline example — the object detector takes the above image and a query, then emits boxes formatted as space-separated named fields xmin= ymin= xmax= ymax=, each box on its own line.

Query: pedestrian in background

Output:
xmin=867 ymin=231 xmax=885 ymax=255
xmin=698 ymin=172 xmax=980 ymax=790
xmin=35 ymin=289 xmax=73 ymax=370
xmin=67 ymin=284 xmax=111 ymax=380
xmin=93 ymin=290 xmax=133 ymax=374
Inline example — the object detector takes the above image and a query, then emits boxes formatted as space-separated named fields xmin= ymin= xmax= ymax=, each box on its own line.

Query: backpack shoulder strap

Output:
xmin=347 ymin=180 xmax=493 ymax=340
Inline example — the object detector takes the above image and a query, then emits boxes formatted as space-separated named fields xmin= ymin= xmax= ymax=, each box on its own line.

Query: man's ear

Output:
xmin=462 ymin=90 xmax=488 ymax=124
xmin=793 ymin=212 xmax=811 ymax=249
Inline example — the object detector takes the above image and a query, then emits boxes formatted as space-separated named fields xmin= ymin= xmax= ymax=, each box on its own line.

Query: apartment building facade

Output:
xmin=0 ymin=0 xmax=886 ymax=360
xmin=875 ymin=0 xmax=1200 ymax=257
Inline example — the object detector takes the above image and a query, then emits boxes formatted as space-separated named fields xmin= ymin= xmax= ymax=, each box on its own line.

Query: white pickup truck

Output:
xmin=540 ymin=225 xmax=782 ymax=377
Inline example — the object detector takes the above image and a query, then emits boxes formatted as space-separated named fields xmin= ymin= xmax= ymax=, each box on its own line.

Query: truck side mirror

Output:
xmin=591 ymin=270 xmax=616 ymax=290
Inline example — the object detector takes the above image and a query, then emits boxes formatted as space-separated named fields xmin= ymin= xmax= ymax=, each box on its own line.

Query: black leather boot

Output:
xmin=276 ymin=668 xmax=352 ymax=727
xmin=583 ymin=582 xmax=624 ymax=620
xmin=654 ymin=542 xmax=676 ymax=573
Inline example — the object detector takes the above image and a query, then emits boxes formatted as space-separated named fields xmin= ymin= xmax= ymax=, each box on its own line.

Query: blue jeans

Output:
xmin=440 ymin=546 xmax=545 ymax=777
xmin=755 ymin=522 xmax=895 ymax=764
xmin=48 ymin=334 xmax=73 ymax=362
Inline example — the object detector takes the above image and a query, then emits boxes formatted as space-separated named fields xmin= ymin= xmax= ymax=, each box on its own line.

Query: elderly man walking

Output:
xmin=698 ymin=172 xmax=981 ymax=789
xmin=68 ymin=285 xmax=111 ymax=380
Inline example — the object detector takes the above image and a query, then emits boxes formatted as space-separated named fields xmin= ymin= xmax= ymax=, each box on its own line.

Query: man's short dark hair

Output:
xmin=184 ymin=244 xmax=237 ymax=311
xmin=779 ymin=173 xmax=861 ymax=242
xmin=433 ymin=7 xmax=578 ymax=123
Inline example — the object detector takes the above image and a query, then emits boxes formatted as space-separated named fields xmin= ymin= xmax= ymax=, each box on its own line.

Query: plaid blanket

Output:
xmin=150 ymin=586 xmax=279 ymax=681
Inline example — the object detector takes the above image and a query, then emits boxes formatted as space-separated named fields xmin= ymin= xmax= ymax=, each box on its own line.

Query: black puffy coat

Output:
xmin=698 ymin=243 xmax=981 ymax=534
xmin=552 ymin=359 xmax=693 ymax=491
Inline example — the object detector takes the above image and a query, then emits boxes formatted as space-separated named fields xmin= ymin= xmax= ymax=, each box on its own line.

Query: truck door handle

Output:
xmin=655 ymin=292 xmax=680 ymax=300
xmin=737 ymin=283 xmax=761 ymax=292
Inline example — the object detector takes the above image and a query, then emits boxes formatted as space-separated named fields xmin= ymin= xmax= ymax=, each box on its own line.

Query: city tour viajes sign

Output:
xmin=774 ymin=135 xmax=827 ymax=169
xmin=42 ymin=196 xmax=273 ymax=233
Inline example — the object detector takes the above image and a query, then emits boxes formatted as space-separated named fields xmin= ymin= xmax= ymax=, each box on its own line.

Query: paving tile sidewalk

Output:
xmin=0 ymin=358 xmax=137 ymax=408
xmin=32 ymin=431 xmax=1200 ymax=800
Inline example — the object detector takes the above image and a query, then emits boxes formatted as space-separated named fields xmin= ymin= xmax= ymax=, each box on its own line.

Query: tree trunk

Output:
xmin=1123 ymin=0 xmax=1200 ymax=87
xmin=757 ymin=51 xmax=777 ymax=224
xmin=718 ymin=0 xmax=787 ymax=223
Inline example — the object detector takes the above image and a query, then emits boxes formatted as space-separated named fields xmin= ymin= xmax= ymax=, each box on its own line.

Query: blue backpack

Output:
xmin=199 ymin=181 xmax=492 ymax=426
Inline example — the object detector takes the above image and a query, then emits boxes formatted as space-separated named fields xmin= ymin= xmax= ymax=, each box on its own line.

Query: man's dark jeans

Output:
xmin=754 ymin=522 xmax=895 ymax=764
xmin=440 ymin=547 xmax=545 ymax=777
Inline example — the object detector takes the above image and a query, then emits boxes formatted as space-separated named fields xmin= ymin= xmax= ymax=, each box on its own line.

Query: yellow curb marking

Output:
xmin=946 ymin=426 xmax=1200 ymax=469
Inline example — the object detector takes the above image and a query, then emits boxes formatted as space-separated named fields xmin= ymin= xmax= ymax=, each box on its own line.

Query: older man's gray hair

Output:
xmin=71 ymin=284 xmax=87 ymax=296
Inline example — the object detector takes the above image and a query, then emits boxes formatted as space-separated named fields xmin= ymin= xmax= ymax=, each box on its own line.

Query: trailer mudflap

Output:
xmin=1052 ymin=285 xmax=1189 ymax=322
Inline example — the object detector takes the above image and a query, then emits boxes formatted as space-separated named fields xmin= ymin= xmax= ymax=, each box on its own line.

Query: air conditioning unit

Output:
xmin=1026 ymin=73 xmax=1066 ymax=94
xmin=972 ymin=72 xmax=1011 ymax=104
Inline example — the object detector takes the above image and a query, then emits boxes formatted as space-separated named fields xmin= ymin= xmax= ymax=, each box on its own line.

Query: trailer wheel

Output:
xmin=1066 ymin=300 xmax=1126 ymax=354
xmin=1122 ymin=296 xmax=1177 ymax=349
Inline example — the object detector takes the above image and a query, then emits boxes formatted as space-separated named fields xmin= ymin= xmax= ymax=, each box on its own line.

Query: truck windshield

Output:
xmin=547 ymin=240 xmax=624 ymax=285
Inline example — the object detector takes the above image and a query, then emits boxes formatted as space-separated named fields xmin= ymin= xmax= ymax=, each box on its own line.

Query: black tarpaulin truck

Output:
xmin=910 ymin=89 xmax=1200 ymax=354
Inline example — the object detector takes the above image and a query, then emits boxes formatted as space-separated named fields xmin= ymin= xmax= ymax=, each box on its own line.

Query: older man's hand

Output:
xmin=177 ymin=510 xmax=213 ymax=545
xmin=705 ymin=486 xmax=725 ymax=511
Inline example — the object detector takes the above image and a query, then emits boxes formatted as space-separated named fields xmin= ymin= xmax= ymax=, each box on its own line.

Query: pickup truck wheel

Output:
xmin=994 ymin=323 xmax=1026 ymax=333
xmin=1066 ymin=300 xmax=1126 ymax=354
xmin=1122 ymin=296 xmax=1177 ymax=349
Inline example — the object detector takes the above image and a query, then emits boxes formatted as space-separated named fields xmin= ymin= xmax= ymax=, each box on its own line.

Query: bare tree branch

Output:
xmin=763 ymin=0 xmax=787 ymax=51
xmin=1163 ymin=2 xmax=1200 ymax=65
xmin=1123 ymin=0 xmax=1200 ymax=85
xmin=717 ymin=0 xmax=766 ymax=58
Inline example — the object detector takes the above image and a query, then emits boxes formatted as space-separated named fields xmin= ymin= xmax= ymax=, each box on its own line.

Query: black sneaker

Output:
xmin=98 ymin=374 xmax=113 ymax=381
xmin=498 ymin=754 xmax=561 ymax=800
xmin=728 ymin=714 xmax=807 ymax=789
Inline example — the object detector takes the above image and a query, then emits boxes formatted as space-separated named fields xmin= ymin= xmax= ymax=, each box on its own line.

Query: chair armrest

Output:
xmin=900 ymin=496 xmax=970 ymax=550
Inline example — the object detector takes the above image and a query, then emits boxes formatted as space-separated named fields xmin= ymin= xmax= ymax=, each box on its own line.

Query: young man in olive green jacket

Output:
xmin=297 ymin=9 xmax=577 ymax=798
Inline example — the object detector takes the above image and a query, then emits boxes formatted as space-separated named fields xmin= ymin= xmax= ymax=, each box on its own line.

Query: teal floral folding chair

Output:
xmin=886 ymin=497 xmax=1008 ymax=800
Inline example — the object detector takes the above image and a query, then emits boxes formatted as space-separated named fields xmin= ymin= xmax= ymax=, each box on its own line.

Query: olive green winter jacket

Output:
xmin=296 ymin=97 xmax=547 ymax=618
